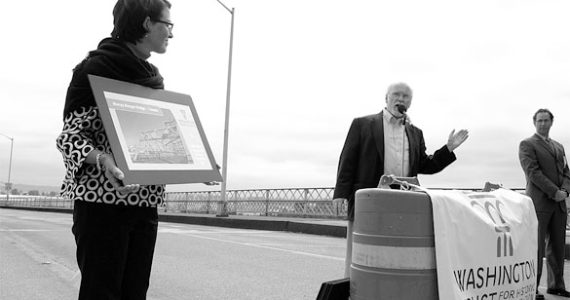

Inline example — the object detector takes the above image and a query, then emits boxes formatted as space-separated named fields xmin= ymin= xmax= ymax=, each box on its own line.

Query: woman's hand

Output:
xmin=100 ymin=154 xmax=140 ymax=194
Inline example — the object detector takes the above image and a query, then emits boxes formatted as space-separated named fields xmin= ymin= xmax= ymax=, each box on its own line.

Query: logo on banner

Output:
xmin=471 ymin=198 xmax=513 ymax=257
xmin=432 ymin=190 xmax=538 ymax=300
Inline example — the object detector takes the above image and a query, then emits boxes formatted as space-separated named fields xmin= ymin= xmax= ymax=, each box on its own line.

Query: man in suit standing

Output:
xmin=519 ymin=108 xmax=570 ymax=299
xmin=333 ymin=82 xmax=469 ymax=277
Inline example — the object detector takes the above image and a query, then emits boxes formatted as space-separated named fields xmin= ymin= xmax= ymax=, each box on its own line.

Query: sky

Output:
xmin=1 ymin=0 xmax=569 ymax=193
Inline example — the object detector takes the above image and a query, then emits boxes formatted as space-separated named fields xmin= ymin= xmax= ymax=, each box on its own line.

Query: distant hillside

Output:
xmin=0 ymin=182 xmax=60 ymax=195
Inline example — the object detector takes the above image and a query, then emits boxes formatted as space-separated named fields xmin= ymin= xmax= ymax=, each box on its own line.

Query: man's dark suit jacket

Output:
xmin=519 ymin=134 xmax=570 ymax=213
xmin=519 ymin=133 xmax=570 ymax=288
xmin=333 ymin=111 xmax=456 ymax=220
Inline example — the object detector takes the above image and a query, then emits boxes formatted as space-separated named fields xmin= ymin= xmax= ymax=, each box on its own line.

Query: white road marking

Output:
xmin=188 ymin=233 xmax=344 ymax=261
xmin=158 ymin=225 xmax=344 ymax=261
xmin=158 ymin=228 xmax=275 ymax=235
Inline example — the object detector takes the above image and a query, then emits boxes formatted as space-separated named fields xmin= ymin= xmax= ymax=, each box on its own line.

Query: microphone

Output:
xmin=395 ymin=104 xmax=407 ymax=125
xmin=396 ymin=104 xmax=407 ymax=114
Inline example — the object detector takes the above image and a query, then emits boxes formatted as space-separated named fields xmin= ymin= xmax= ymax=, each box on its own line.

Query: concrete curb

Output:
xmin=2 ymin=206 xmax=73 ymax=214
xmin=158 ymin=214 xmax=347 ymax=237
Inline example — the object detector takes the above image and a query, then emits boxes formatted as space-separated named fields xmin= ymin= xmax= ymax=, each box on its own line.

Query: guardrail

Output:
xmin=0 ymin=187 xmax=530 ymax=219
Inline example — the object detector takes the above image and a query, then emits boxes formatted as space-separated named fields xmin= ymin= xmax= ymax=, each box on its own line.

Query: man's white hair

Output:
xmin=385 ymin=82 xmax=413 ymax=98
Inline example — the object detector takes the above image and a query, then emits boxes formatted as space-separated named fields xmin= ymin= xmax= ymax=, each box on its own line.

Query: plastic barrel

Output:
xmin=350 ymin=188 xmax=438 ymax=300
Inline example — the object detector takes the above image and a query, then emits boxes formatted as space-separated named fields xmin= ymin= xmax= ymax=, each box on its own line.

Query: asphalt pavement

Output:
xmin=1 ymin=208 xmax=346 ymax=300
xmin=3 ymin=207 xmax=570 ymax=299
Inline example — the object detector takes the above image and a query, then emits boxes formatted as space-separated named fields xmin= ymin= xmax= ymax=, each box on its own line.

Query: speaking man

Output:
xmin=519 ymin=108 xmax=570 ymax=299
xmin=333 ymin=82 xmax=469 ymax=277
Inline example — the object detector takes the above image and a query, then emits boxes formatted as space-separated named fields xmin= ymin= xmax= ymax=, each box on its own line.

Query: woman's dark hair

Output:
xmin=111 ymin=0 xmax=172 ymax=44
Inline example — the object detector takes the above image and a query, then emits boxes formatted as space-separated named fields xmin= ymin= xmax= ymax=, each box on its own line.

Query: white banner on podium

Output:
xmin=428 ymin=188 xmax=538 ymax=300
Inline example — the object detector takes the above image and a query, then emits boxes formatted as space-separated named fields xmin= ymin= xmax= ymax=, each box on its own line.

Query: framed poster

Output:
xmin=88 ymin=75 xmax=222 ymax=185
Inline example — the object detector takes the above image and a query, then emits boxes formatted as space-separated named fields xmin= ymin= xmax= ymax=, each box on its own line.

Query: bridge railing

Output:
xmin=0 ymin=187 xmax=529 ymax=220
xmin=0 ymin=188 xmax=343 ymax=218
xmin=162 ymin=188 xmax=341 ymax=217
xmin=0 ymin=196 xmax=73 ymax=209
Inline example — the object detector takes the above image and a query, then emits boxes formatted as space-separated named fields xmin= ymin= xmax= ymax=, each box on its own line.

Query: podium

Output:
xmin=350 ymin=188 xmax=438 ymax=300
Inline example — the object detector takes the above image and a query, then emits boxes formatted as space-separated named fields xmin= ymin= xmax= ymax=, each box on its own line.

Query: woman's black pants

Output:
xmin=72 ymin=200 xmax=158 ymax=300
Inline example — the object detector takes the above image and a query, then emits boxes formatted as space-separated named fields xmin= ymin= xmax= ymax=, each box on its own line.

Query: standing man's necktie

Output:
xmin=546 ymin=138 xmax=557 ymax=156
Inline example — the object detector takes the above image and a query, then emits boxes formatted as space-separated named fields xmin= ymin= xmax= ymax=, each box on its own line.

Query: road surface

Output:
xmin=0 ymin=209 xmax=345 ymax=300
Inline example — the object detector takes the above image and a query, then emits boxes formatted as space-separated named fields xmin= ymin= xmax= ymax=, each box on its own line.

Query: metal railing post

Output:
xmin=185 ymin=192 xmax=190 ymax=213
xmin=302 ymin=189 xmax=309 ymax=217
xmin=265 ymin=189 xmax=269 ymax=216
xmin=207 ymin=191 xmax=211 ymax=214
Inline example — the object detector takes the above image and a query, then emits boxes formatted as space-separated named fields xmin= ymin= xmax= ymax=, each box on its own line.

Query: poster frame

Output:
xmin=88 ymin=74 xmax=222 ymax=185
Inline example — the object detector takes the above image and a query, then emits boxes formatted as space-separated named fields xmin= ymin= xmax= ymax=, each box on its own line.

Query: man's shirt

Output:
xmin=382 ymin=108 xmax=410 ymax=177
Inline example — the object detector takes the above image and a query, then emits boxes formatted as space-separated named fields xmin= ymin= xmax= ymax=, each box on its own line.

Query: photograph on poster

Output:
xmin=89 ymin=75 xmax=221 ymax=185
xmin=117 ymin=106 xmax=194 ymax=165
xmin=106 ymin=92 xmax=208 ymax=170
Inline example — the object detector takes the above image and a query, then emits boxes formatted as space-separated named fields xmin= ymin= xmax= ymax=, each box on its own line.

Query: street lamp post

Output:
xmin=215 ymin=0 xmax=235 ymax=217
xmin=0 ymin=133 xmax=14 ymax=202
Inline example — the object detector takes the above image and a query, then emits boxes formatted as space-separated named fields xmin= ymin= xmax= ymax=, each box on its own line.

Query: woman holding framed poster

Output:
xmin=56 ymin=0 xmax=173 ymax=299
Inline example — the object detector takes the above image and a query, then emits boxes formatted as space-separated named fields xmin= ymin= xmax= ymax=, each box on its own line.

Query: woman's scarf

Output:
xmin=63 ymin=37 xmax=164 ymax=118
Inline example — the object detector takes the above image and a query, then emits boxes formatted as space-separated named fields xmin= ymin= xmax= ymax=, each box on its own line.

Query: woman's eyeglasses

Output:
xmin=152 ymin=19 xmax=174 ymax=31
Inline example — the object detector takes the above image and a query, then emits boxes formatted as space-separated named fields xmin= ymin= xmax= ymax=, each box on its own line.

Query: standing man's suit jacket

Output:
xmin=519 ymin=134 xmax=570 ymax=213
xmin=334 ymin=112 xmax=456 ymax=220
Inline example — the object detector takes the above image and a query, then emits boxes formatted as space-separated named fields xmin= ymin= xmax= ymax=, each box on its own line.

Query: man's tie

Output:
xmin=546 ymin=138 xmax=557 ymax=156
